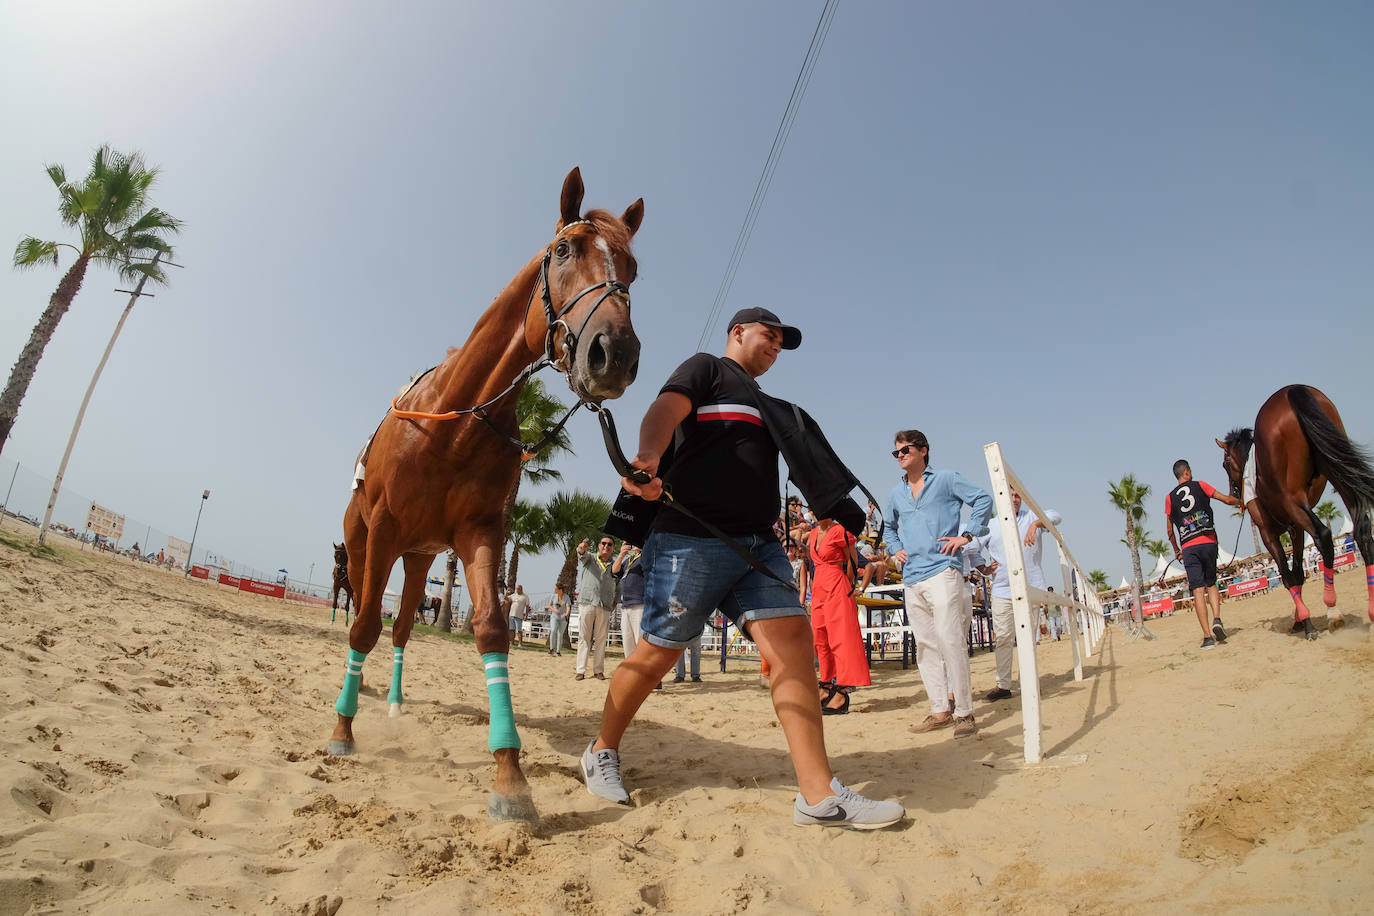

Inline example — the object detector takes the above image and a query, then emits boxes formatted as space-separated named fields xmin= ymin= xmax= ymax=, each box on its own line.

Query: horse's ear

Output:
xmin=1215 ymin=438 xmax=1227 ymax=450
xmin=558 ymin=167 xmax=584 ymax=230
xmin=621 ymin=198 xmax=644 ymax=237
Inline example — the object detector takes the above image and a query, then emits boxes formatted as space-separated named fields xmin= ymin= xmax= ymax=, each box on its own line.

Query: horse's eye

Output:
xmin=555 ymin=241 xmax=571 ymax=259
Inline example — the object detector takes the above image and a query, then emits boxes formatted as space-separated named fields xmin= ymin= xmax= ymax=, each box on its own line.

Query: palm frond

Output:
xmin=12 ymin=237 xmax=60 ymax=269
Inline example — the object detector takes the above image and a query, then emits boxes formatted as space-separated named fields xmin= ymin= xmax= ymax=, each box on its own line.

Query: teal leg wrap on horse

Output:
xmin=483 ymin=652 xmax=521 ymax=751
xmin=335 ymin=648 xmax=366 ymax=717
xmin=388 ymin=646 xmax=404 ymax=706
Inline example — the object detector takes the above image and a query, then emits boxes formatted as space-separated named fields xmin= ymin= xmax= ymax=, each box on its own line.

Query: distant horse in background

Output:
xmin=330 ymin=542 xmax=352 ymax=624
xmin=330 ymin=168 xmax=644 ymax=822
xmin=1218 ymin=384 xmax=1374 ymax=639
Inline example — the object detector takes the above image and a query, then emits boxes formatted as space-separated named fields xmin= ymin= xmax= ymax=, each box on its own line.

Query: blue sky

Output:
xmin=3 ymin=1 xmax=1372 ymax=602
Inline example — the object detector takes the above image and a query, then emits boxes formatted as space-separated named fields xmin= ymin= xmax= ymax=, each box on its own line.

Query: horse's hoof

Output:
xmin=487 ymin=791 xmax=539 ymax=824
xmin=388 ymin=702 xmax=403 ymax=718
xmin=327 ymin=739 xmax=356 ymax=756
xmin=1328 ymin=614 xmax=1346 ymax=631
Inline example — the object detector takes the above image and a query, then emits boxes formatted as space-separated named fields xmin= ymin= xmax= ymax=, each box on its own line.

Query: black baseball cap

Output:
xmin=726 ymin=307 xmax=802 ymax=350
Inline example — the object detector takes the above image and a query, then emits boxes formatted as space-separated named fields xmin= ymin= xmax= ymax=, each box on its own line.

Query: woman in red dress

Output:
xmin=808 ymin=517 xmax=871 ymax=714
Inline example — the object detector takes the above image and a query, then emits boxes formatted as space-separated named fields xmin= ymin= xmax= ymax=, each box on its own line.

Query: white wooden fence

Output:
xmin=984 ymin=441 xmax=1108 ymax=764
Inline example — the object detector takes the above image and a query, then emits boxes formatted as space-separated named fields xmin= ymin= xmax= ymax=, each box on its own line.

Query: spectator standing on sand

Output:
xmin=967 ymin=488 xmax=1062 ymax=701
xmin=547 ymin=584 xmax=571 ymax=656
xmin=885 ymin=428 xmax=994 ymax=739
xmin=508 ymin=585 xmax=530 ymax=648
xmin=575 ymin=537 xmax=618 ymax=680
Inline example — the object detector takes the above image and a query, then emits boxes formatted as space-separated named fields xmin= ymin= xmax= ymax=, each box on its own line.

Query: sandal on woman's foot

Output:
xmin=822 ymin=688 xmax=851 ymax=716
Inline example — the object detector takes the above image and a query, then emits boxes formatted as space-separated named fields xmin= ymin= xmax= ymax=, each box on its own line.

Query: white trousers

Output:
xmin=990 ymin=595 xmax=1017 ymax=690
xmin=576 ymin=604 xmax=610 ymax=675
xmin=905 ymin=567 xmax=974 ymax=717
xmin=619 ymin=604 xmax=644 ymax=657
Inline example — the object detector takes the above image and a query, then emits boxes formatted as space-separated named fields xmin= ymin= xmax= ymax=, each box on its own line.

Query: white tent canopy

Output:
xmin=1146 ymin=542 xmax=1239 ymax=581
xmin=1118 ymin=577 xmax=1130 ymax=590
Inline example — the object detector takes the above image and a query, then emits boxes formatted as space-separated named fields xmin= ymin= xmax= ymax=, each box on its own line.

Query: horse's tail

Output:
xmin=1288 ymin=386 xmax=1374 ymax=521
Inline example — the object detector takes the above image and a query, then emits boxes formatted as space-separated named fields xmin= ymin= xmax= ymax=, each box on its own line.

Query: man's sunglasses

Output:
xmin=598 ymin=541 xmax=613 ymax=547
xmin=891 ymin=444 xmax=916 ymax=459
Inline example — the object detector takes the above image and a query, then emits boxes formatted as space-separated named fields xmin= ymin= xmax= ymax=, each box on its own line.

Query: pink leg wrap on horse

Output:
xmin=1366 ymin=564 xmax=1374 ymax=621
xmin=1289 ymin=585 xmax=1310 ymax=622
xmin=1321 ymin=563 xmax=1337 ymax=607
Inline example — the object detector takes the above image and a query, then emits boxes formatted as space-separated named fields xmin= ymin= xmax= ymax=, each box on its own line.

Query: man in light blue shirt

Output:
xmin=967 ymin=489 xmax=1062 ymax=700
xmin=885 ymin=428 xmax=993 ymax=739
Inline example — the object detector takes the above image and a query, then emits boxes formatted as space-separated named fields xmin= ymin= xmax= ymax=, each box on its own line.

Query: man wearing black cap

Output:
xmin=579 ymin=308 xmax=905 ymax=830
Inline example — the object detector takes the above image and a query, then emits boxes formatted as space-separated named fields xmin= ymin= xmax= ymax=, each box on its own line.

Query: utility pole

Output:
xmin=185 ymin=489 xmax=209 ymax=576
xmin=39 ymin=252 xmax=176 ymax=545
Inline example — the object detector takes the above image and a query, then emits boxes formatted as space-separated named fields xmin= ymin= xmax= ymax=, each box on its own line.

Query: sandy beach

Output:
xmin=1 ymin=528 xmax=1371 ymax=914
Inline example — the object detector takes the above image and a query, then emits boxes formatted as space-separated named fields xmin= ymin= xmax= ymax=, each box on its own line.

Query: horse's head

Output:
xmin=333 ymin=542 xmax=347 ymax=566
xmin=1216 ymin=428 xmax=1253 ymax=502
xmin=533 ymin=167 xmax=643 ymax=403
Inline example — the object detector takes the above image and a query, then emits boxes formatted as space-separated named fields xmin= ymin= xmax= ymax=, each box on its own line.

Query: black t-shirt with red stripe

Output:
xmin=655 ymin=353 xmax=780 ymax=538
xmin=1165 ymin=479 xmax=1219 ymax=548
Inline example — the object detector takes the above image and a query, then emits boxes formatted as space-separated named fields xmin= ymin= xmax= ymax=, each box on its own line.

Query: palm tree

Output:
xmin=1107 ymin=474 xmax=1151 ymax=616
xmin=1314 ymin=500 xmax=1343 ymax=536
xmin=544 ymin=489 xmax=615 ymax=593
xmin=3 ymin=146 xmax=181 ymax=455
xmin=437 ymin=551 xmax=457 ymax=632
xmin=1141 ymin=534 xmax=1171 ymax=577
xmin=1087 ymin=569 xmax=1110 ymax=593
xmin=497 ymin=377 xmax=575 ymax=583
xmin=506 ymin=499 xmax=553 ymax=591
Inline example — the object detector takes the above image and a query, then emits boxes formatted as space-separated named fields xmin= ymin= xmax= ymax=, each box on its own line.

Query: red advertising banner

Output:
xmin=1142 ymin=598 xmax=1173 ymax=617
xmin=239 ymin=578 xmax=287 ymax=598
xmin=1228 ymin=577 xmax=1269 ymax=597
xmin=190 ymin=565 xmax=210 ymax=579
xmin=1334 ymin=551 xmax=1356 ymax=569
xmin=218 ymin=573 xmax=242 ymax=588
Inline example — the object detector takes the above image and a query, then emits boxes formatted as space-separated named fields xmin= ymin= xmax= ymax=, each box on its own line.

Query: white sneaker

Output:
xmin=793 ymin=777 xmax=904 ymax=830
xmin=581 ymin=741 xmax=630 ymax=805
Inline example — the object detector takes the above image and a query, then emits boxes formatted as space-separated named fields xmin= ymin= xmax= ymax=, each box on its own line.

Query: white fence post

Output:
xmin=983 ymin=441 xmax=1109 ymax=765
xmin=984 ymin=442 xmax=1045 ymax=763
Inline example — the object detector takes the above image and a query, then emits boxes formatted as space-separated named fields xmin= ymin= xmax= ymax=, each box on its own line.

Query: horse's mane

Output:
xmin=1223 ymin=427 xmax=1253 ymax=454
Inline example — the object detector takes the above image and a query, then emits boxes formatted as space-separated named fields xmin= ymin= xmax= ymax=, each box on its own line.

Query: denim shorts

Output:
xmin=639 ymin=530 xmax=805 ymax=649
xmin=508 ymin=615 xmax=524 ymax=631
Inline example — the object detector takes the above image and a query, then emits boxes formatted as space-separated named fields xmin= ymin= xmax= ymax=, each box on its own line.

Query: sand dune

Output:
xmin=1 ymin=532 xmax=1371 ymax=914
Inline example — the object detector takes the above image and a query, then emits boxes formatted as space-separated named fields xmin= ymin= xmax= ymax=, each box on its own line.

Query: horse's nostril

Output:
xmin=589 ymin=334 xmax=608 ymax=374
xmin=626 ymin=358 xmax=639 ymax=384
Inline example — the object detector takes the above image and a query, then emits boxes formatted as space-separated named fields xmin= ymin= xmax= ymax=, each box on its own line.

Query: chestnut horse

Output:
xmin=1218 ymin=384 xmax=1374 ymax=639
xmin=329 ymin=168 xmax=643 ymax=822
xmin=330 ymin=542 xmax=352 ymax=624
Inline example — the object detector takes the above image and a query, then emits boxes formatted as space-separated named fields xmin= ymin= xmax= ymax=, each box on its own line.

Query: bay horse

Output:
xmin=330 ymin=542 xmax=352 ymax=624
xmin=330 ymin=168 xmax=643 ymax=822
xmin=1217 ymin=384 xmax=1374 ymax=639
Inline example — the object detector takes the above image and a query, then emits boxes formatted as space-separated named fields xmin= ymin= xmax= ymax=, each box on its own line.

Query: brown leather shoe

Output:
xmin=953 ymin=714 xmax=978 ymax=739
xmin=594 ymin=673 xmax=606 ymax=680
xmin=908 ymin=713 xmax=954 ymax=734
xmin=574 ymin=674 xmax=585 ymax=681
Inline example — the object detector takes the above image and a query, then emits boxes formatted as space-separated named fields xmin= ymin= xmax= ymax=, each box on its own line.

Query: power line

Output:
xmin=696 ymin=0 xmax=841 ymax=351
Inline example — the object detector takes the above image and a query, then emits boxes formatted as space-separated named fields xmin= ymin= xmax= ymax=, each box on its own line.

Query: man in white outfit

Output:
xmin=967 ymin=489 xmax=1062 ymax=701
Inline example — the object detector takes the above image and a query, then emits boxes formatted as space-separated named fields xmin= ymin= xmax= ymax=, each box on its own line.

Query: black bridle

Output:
xmin=534 ymin=219 xmax=632 ymax=374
